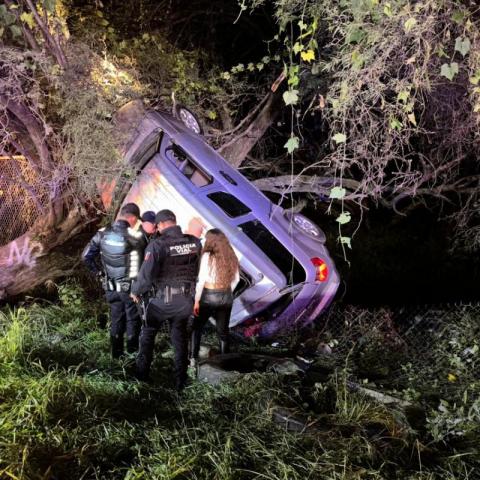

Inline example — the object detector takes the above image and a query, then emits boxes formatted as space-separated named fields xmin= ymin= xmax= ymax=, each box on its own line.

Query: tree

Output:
xmin=0 ymin=1 xmax=150 ymax=298
xmin=233 ymin=0 xmax=480 ymax=251
xmin=0 ymin=0 xmax=279 ymax=299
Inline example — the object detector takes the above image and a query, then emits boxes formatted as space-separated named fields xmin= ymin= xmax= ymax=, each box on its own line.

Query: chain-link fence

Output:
xmin=0 ymin=155 xmax=48 ymax=246
xmin=314 ymin=302 xmax=480 ymax=399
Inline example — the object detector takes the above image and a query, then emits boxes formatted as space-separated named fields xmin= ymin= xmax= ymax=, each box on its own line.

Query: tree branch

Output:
xmin=1 ymin=96 xmax=54 ymax=174
xmin=4 ymin=0 xmax=41 ymax=52
xmin=23 ymin=0 xmax=67 ymax=68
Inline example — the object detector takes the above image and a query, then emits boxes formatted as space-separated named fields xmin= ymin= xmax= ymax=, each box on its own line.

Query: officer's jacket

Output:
xmin=131 ymin=225 xmax=201 ymax=296
xmin=82 ymin=220 xmax=144 ymax=281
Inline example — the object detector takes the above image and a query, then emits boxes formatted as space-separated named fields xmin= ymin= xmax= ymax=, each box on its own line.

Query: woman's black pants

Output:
xmin=191 ymin=289 xmax=233 ymax=358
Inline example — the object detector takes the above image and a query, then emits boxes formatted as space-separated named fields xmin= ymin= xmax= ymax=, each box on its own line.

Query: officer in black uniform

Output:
xmin=139 ymin=211 xmax=157 ymax=245
xmin=130 ymin=209 xmax=201 ymax=390
xmin=82 ymin=203 xmax=144 ymax=358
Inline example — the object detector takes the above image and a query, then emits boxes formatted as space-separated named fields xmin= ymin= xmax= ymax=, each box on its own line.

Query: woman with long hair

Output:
xmin=191 ymin=228 xmax=239 ymax=366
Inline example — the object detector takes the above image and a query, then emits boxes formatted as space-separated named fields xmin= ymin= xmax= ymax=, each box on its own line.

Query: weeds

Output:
xmin=0 ymin=283 xmax=478 ymax=479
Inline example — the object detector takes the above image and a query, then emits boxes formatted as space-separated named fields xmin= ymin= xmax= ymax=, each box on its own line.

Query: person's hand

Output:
xmin=193 ymin=300 xmax=200 ymax=317
xmin=131 ymin=294 xmax=140 ymax=303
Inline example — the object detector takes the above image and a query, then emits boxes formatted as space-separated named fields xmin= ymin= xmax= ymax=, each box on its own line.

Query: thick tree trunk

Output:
xmin=218 ymin=90 xmax=282 ymax=168
xmin=0 ymin=207 xmax=89 ymax=300
xmin=0 ymin=101 xmax=148 ymax=301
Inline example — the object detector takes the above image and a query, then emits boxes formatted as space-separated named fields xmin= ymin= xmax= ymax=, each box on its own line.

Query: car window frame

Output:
xmin=164 ymin=141 xmax=212 ymax=187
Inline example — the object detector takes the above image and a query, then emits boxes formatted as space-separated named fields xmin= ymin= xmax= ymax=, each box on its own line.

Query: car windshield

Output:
xmin=239 ymin=220 xmax=306 ymax=285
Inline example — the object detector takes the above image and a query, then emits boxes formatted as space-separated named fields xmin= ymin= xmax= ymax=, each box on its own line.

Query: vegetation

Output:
xmin=0 ymin=282 xmax=478 ymax=479
xmin=235 ymin=0 xmax=480 ymax=252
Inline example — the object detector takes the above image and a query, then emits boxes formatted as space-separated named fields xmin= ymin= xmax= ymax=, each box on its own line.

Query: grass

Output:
xmin=0 ymin=283 xmax=478 ymax=479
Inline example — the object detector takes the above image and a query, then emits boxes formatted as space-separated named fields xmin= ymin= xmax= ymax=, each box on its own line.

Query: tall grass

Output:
xmin=0 ymin=283 xmax=477 ymax=479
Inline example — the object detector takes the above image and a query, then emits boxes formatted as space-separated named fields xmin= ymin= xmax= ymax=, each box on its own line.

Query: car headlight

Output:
xmin=288 ymin=213 xmax=325 ymax=241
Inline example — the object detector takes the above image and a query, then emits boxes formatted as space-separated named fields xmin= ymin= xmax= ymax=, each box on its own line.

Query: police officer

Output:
xmin=139 ymin=211 xmax=157 ymax=244
xmin=130 ymin=209 xmax=201 ymax=390
xmin=82 ymin=203 xmax=144 ymax=358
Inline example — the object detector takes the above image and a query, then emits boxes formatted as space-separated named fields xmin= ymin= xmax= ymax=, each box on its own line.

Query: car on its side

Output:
xmin=116 ymin=104 xmax=340 ymax=337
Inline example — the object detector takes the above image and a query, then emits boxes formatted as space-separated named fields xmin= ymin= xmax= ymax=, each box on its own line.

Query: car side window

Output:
xmin=165 ymin=143 xmax=212 ymax=187
xmin=207 ymin=191 xmax=251 ymax=218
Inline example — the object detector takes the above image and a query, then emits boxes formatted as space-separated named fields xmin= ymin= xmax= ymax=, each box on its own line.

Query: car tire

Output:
xmin=174 ymin=104 xmax=204 ymax=135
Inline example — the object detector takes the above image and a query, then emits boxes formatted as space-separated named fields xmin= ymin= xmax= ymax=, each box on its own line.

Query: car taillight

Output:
xmin=311 ymin=257 xmax=328 ymax=282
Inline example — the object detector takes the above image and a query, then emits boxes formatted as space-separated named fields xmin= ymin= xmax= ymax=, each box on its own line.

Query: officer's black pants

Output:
xmin=136 ymin=295 xmax=193 ymax=389
xmin=105 ymin=291 xmax=141 ymax=356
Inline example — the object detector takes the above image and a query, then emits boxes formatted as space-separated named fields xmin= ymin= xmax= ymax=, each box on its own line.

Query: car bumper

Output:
xmin=259 ymin=272 xmax=340 ymax=338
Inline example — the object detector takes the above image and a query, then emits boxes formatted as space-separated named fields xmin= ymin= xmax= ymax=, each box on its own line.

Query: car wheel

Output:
xmin=174 ymin=104 xmax=203 ymax=135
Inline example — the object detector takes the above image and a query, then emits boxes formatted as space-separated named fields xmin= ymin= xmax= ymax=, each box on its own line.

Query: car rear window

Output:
xmin=165 ymin=144 xmax=212 ymax=187
xmin=239 ymin=220 xmax=306 ymax=285
xmin=207 ymin=192 xmax=251 ymax=218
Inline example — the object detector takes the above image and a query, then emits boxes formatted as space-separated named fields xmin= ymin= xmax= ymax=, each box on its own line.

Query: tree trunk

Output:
xmin=0 ymin=206 xmax=90 ymax=301
xmin=218 ymin=90 xmax=282 ymax=168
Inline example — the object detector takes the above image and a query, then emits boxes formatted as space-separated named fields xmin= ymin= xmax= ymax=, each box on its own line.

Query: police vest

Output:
xmin=154 ymin=234 xmax=201 ymax=288
xmin=100 ymin=222 xmax=143 ymax=281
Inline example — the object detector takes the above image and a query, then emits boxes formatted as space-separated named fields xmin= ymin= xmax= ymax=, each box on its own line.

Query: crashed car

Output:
xmin=114 ymin=104 xmax=340 ymax=337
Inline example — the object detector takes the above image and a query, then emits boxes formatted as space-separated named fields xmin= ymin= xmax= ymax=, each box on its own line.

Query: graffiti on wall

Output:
xmin=6 ymin=237 xmax=43 ymax=268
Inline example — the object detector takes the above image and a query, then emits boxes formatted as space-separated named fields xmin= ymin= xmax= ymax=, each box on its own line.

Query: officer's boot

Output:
xmin=111 ymin=334 xmax=124 ymax=359
xmin=126 ymin=335 xmax=139 ymax=354
xmin=220 ymin=339 xmax=230 ymax=355
xmin=175 ymin=372 xmax=189 ymax=392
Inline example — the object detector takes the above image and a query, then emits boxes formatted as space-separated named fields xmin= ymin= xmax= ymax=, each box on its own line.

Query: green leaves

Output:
xmin=340 ymin=236 xmax=352 ymax=248
xmin=20 ymin=12 xmax=35 ymax=30
xmin=351 ymin=49 xmax=364 ymax=70
xmin=284 ymin=135 xmax=299 ymax=154
xmin=470 ymin=71 xmax=480 ymax=85
xmin=283 ymin=89 xmax=299 ymax=106
xmin=332 ymin=132 xmax=346 ymax=144
xmin=383 ymin=2 xmax=393 ymax=17
xmin=44 ymin=0 xmax=56 ymax=14
xmin=404 ymin=18 xmax=417 ymax=33
xmin=329 ymin=186 xmax=346 ymax=199
xmin=9 ymin=25 xmax=22 ymax=38
xmin=293 ymin=42 xmax=303 ymax=55
xmin=452 ymin=10 xmax=466 ymax=24
xmin=300 ymin=49 xmax=315 ymax=62
xmin=0 ymin=4 xmax=16 ymax=26
xmin=397 ymin=89 xmax=410 ymax=103
xmin=454 ymin=37 xmax=471 ymax=57
xmin=336 ymin=212 xmax=351 ymax=225
xmin=345 ymin=27 xmax=365 ymax=45
xmin=389 ymin=117 xmax=403 ymax=131
xmin=440 ymin=62 xmax=459 ymax=81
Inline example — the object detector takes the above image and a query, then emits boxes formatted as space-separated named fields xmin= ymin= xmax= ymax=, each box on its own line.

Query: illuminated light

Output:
xmin=310 ymin=257 xmax=328 ymax=282
xmin=0 ymin=155 xmax=26 ymax=161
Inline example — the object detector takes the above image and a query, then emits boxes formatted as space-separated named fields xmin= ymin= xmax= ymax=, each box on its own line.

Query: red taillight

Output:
xmin=311 ymin=257 xmax=329 ymax=282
